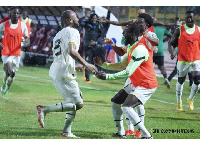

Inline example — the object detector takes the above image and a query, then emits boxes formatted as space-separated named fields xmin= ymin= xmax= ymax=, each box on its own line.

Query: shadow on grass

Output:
xmin=0 ymin=128 xmax=121 ymax=139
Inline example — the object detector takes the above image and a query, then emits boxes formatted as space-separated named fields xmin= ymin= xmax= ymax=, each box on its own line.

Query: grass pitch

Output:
xmin=0 ymin=62 xmax=200 ymax=139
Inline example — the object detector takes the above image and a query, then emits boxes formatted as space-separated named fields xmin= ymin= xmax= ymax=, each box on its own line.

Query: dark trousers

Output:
xmin=85 ymin=45 xmax=106 ymax=81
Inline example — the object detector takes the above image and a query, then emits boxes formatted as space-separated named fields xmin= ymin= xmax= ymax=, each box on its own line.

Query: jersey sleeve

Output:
xmin=67 ymin=29 xmax=80 ymax=51
xmin=0 ymin=22 xmax=5 ymax=33
xmin=21 ymin=22 xmax=29 ymax=38
xmin=106 ymin=45 xmax=149 ymax=80
xmin=145 ymin=31 xmax=158 ymax=50
xmin=101 ymin=53 xmax=128 ymax=71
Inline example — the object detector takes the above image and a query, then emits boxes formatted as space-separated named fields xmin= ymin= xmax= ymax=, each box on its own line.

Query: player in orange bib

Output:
xmin=169 ymin=11 xmax=200 ymax=111
xmin=0 ymin=7 xmax=29 ymax=99
xmin=94 ymin=23 xmax=157 ymax=139
xmin=19 ymin=10 xmax=35 ymax=66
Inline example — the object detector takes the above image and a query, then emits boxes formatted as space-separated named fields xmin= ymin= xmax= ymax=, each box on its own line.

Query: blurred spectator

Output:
xmin=152 ymin=17 xmax=172 ymax=88
xmin=19 ymin=10 xmax=35 ymax=66
xmin=80 ymin=6 xmax=111 ymax=83
xmin=30 ymin=26 xmax=46 ymax=52
xmin=0 ymin=8 xmax=11 ymax=24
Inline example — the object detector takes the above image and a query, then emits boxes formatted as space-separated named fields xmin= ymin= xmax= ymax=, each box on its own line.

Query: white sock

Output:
xmin=2 ymin=72 xmax=8 ymax=88
xmin=20 ymin=51 xmax=26 ymax=66
xmin=63 ymin=110 xmax=76 ymax=134
xmin=136 ymin=105 xmax=145 ymax=124
xmin=5 ymin=76 xmax=15 ymax=92
xmin=125 ymin=113 xmax=134 ymax=131
xmin=176 ymin=82 xmax=184 ymax=103
xmin=122 ymin=107 xmax=151 ymax=137
xmin=43 ymin=102 xmax=76 ymax=113
xmin=189 ymin=83 xmax=199 ymax=100
xmin=111 ymin=101 xmax=125 ymax=135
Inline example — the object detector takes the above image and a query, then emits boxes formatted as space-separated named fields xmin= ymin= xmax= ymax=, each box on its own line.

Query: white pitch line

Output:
xmin=0 ymin=70 xmax=199 ymax=109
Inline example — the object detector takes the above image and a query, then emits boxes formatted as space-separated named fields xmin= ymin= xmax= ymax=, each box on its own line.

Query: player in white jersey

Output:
xmin=35 ymin=10 xmax=98 ymax=138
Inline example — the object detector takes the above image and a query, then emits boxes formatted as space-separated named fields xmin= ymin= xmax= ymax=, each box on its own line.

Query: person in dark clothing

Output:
xmin=80 ymin=7 xmax=111 ymax=83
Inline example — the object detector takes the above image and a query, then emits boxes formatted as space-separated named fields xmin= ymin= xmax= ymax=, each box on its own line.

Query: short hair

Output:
xmin=89 ymin=13 xmax=99 ymax=21
xmin=128 ymin=24 xmax=140 ymax=37
xmin=138 ymin=13 xmax=153 ymax=28
xmin=186 ymin=10 xmax=195 ymax=15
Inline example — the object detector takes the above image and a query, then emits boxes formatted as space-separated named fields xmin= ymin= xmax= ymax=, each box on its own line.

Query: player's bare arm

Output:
xmin=168 ymin=28 xmax=180 ymax=60
xmin=93 ymin=56 xmax=105 ymax=67
xmin=68 ymin=44 xmax=98 ymax=74
xmin=143 ymin=30 xmax=159 ymax=46
xmin=103 ymin=37 xmax=126 ymax=56
xmin=99 ymin=18 xmax=132 ymax=26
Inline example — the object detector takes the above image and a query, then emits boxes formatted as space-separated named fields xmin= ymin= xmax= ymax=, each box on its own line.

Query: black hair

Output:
xmin=186 ymin=10 xmax=195 ymax=15
xmin=128 ymin=24 xmax=140 ymax=37
xmin=138 ymin=13 xmax=153 ymax=28
xmin=89 ymin=13 xmax=99 ymax=22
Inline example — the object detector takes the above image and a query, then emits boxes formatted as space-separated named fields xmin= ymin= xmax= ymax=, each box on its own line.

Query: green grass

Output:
xmin=0 ymin=62 xmax=200 ymax=139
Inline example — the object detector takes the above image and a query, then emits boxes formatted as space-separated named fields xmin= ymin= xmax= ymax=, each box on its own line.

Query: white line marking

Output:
xmin=0 ymin=70 xmax=199 ymax=109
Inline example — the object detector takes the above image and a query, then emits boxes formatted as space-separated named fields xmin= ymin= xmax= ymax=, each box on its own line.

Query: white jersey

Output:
xmin=49 ymin=27 xmax=80 ymax=80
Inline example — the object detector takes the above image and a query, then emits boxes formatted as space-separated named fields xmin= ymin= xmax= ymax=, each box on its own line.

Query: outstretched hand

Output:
xmin=103 ymin=38 xmax=115 ymax=47
xmin=85 ymin=63 xmax=98 ymax=75
xmin=95 ymin=71 xmax=106 ymax=80
xmin=93 ymin=56 xmax=104 ymax=67
xmin=0 ymin=42 xmax=4 ymax=50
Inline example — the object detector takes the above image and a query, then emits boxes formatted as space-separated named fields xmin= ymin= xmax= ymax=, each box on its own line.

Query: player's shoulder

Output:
xmin=135 ymin=43 xmax=148 ymax=52
xmin=147 ymin=31 xmax=157 ymax=38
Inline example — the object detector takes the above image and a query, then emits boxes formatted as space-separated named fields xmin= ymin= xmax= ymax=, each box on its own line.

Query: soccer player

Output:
xmin=94 ymin=23 xmax=158 ymax=139
xmin=0 ymin=7 xmax=29 ymax=99
xmin=152 ymin=17 xmax=172 ymax=88
xmin=103 ymin=13 xmax=158 ymax=137
xmin=169 ymin=11 xmax=200 ymax=111
xmin=35 ymin=10 xmax=97 ymax=138
xmin=19 ymin=10 xmax=35 ymax=66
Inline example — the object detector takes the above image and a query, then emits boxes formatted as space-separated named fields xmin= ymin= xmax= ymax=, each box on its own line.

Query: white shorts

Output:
xmin=51 ymin=77 xmax=83 ymax=105
xmin=177 ymin=60 xmax=200 ymax=77
xmin=123 ymin=78 xmax=157 ymax=104
xmin=1 ymin=56 xmax=20 ymax=73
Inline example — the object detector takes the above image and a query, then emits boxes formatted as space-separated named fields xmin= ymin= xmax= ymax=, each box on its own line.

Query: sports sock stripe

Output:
xmin=134 ymin=121 xmax=141 ymax=126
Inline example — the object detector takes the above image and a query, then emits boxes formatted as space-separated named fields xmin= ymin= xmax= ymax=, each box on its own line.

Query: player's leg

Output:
xmin=187 ymin=63 xmax=200 ymax=110
xmin=122 ymin=78 xmax=135 ymax=136
xmin=111 ymin=89 xmax=128 ymax=138
xmin=122 ymin=95 xmax=151 ymax=138
xmin=84 ymin=49 xmax=92 ymax=83
xmin=176 ymin=63 xmax=188 ymax=110
xmin=60 ymin=81 xmax=83 ymax=138
xmin=36 ymin=79 xmax=83 ymax=132
xmin=168 ymin=58 xmax=178 ymax=82
xmin=122 ymin=87 xmax=156 ymax=139
xmin=1 ymin=56 xmax=19 ymax=99
xmin=156 ymin=56 xmax=170 ymax=88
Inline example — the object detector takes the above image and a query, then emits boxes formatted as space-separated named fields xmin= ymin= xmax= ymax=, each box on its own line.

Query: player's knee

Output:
xmin=111 ymin=89 xmax=128 ymax=104
xmin=76 ymin=104 xmax=83 ymax=110
xmin=6 ymin=70 xmax=15 ymax=77
xmin=121 ymin=106 xmax=131 ymax=114
xmin=193 ymin=75 xmax=200 ymax=85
